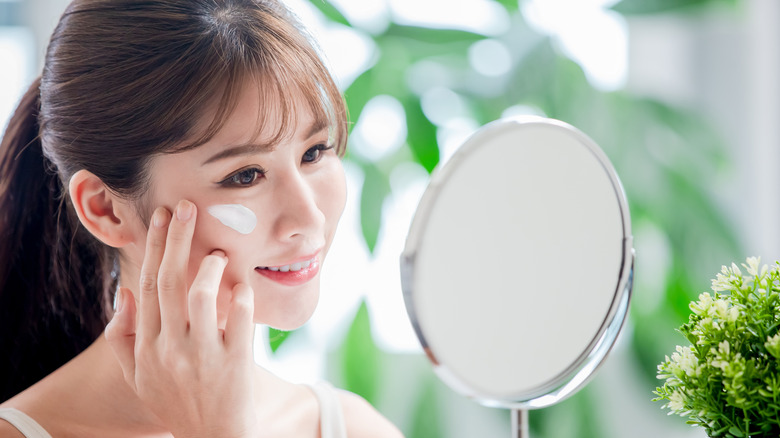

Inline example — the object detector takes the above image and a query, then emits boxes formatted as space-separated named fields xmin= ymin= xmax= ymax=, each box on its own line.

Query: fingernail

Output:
xmin=115 ymin=288 xmax=124 ymax=313
xmin=211 ymin=249 xmax=227 ymax=259
xmin=152 ymin=208 xmax=170 ymax=228
xmin=176 ymin=200 xmax=194 ymax=222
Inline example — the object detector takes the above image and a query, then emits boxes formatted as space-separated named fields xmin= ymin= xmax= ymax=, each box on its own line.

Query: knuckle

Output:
xmin=167 ymin=227 xmax=191 ymax=246
xmin=157 ymin=271 xmax=181 ymax=291
xmin=188 ymin=286 xmax=213 ymax=309
xmin=139 ymin=272 xmax=157 ymax=294
xmin=232 ymin=292 xmax=254 ymax=316
xmin=147 ymin=233 xmax=166 ymax=251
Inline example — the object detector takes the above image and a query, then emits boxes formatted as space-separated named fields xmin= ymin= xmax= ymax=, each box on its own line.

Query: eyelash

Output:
xmin=219 ymin=166 xmax=265 ymax=188
xmin=218 ymin=144 xmax=334 ymax=188
xmin=302 ymin=143 xmax=334 ymax=164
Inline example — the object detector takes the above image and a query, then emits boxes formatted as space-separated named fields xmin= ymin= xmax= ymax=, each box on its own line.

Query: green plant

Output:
xmin=655 ymin=257 xmax=780 ymax=437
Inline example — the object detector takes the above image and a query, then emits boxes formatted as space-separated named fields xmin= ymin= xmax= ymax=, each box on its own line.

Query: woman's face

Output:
xmin=134 ymin=84 xmax=346 ymax=330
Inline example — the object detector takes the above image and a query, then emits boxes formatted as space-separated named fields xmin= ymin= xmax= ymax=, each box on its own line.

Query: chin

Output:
xmin=252 ymin=284 xmax=320 ymax=331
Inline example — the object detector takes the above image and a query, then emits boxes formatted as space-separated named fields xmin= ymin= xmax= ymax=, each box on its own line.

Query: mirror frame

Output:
xmin=400 ymin=117 xmax=635 ymax=409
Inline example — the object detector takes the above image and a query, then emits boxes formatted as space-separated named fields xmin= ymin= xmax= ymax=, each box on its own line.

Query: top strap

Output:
xmin=0 ymin=408 xmax=53 ymax=438
xmin=306 ymin=382 xmax=348 ymax=438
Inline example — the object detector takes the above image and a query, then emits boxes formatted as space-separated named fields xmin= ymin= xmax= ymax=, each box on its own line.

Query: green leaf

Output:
xmin=341 ymin=299 xmax=380 ymax=405
xmin=569 ymin=387 xmax=607 ymax=437
xmin=530 ymin=386 xmax=606 ymax=437
xmin=491 ymin=0 xmax=519 ymax=12
xmin=358 ymin=162 xmax=390 ymax=253
xmin=408 ymin=377 xmax=443 ymax=438
xmin=383 ymin=23 xmax=484 ymax=44
xmin=267 ymin=327 xmax=293 ymax=354
xmin=402 ymin=98 xmax=439 ymax=173
xmin=611 ymin=0 xmax=730 ymax=14
xmin=344 ymin=69 xmax=374 ymax=132
xmin=728 ymin=425 xmax=744 ymax=437
xmin=306 ymin=0 xmax=350 ymax=26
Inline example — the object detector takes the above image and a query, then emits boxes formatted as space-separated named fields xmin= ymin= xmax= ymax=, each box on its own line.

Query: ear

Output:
xmin=69 ymin=169 xmax=135 ymax=248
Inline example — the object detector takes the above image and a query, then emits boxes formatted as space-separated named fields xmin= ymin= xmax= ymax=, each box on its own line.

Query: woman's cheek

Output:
xmin=189 ymin=206 xmax=257 ymax=279
xmin=325 ymin=162 xmax=347 ymax=230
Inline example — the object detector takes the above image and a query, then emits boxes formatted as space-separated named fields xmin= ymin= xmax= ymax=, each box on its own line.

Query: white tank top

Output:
xmin=0 ymin=381 xmax=347 ymax=438
xmin=0 ymin=408 xmax=52 ymax=438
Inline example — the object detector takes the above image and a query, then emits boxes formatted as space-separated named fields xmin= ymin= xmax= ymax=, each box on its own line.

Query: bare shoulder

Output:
xmin=337 ymin=391 xmax=404 ymax=438
xmin=0 ymin=420 xmax=25 ymax=438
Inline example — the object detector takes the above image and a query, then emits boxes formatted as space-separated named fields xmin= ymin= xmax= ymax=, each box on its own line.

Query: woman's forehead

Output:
xmin=214 ymin=98 xmax=321 ymax=145
xmin=194 ymin=77 xmax=326 ymax=147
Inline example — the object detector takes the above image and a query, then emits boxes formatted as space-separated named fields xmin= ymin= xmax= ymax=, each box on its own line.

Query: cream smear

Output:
xmin=207 ymin=204 xmax=257 ymax=235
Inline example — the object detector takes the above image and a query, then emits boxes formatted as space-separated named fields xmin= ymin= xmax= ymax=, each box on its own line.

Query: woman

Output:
xmin=0 ymin=0 xmax=403 ymax=436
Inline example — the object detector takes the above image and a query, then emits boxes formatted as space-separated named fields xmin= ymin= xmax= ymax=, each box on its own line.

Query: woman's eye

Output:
xmin=302 ymin=144 xmax=333 ymax=164
xmin=220 ymin=167 xmax=264 ymax=187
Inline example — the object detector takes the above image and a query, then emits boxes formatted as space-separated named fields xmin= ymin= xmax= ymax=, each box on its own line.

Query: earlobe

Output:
xmin=69 ymin=169 xmax=134 ymax=248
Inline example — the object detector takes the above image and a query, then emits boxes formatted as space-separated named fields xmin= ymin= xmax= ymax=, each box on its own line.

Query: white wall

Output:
xmin=626 ymin=0 xmax=780 ymax=263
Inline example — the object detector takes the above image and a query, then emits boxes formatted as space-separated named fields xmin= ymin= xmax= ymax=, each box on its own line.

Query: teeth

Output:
xmin=259 ymin=258 xmax=314 ymax=273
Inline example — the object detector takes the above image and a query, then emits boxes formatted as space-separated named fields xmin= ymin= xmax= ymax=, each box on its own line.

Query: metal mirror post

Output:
xmin=400 ymin=117 xmax=635 ymax=437
xmin=512 ymin=409 xmax=529 ymax=438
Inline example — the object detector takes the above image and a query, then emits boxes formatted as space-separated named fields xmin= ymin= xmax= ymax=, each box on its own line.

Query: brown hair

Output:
xmin=0 ymin=0 xmax=347 ymax=402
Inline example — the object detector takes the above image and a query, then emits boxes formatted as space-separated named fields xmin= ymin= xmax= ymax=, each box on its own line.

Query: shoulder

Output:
xmin=0 ymin=416 xmax=26 ymax=438
xmin=337 ymin=391 xmax=404 ymax=438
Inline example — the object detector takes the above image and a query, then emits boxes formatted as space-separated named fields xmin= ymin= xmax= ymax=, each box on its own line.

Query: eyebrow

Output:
xmin=201 ymin=119 xmax=328 ymax=166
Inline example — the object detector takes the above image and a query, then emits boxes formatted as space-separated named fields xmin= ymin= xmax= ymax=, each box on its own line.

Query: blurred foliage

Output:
xmin=339 ymin=300 xmax=381 ymax=404
xmin=267 ymin=327 xmax=293 ymax=353
xmin=303 ymin=0 xmax=744 ymax=436
xmin=408 ymin=375 xmax=444 ymax=437
xmin=612 ymin=0 xmax=738 ymax=14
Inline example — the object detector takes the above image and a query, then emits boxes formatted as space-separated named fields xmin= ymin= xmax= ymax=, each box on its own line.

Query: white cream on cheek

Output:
xmin=207 ymin=204 xmax=257 ymax=235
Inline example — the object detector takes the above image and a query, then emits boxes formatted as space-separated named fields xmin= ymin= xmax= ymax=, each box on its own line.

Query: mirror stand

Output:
xmin=511 ymin=409 xmax=529 ymax=438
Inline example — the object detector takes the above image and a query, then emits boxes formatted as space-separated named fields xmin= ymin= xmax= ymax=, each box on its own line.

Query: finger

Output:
xmin=105 ymin=287 xmax=138 ymax=391
xmin=157 ymin=200 xmax=196 ymax=334
xmin=188 ymin=250 xmax=228 ymax=342
xmin=224 ymin=283 xmax=254 ymax=356
xmin=137 ymin=207 xmax=171 ymax=338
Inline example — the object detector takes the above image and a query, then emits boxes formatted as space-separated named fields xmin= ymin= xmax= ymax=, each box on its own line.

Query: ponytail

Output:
xmin=0 ymin=78 xmax=115 ymax=402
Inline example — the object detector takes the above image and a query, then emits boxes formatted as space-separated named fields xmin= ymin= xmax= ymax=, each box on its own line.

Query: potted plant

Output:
xmin=655 ymin=257 xmax=780 ymax=437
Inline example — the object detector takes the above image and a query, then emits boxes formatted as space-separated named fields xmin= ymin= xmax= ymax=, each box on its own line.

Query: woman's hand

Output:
xmin=105 ymin=200 xmax=258 ymax=438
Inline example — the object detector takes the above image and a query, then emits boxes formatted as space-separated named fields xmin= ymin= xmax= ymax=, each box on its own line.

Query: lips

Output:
xmin=255 ymin=255 xmax=320 ymax=286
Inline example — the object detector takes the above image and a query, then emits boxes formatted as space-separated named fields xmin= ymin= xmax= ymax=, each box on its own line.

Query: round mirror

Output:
xmin=400 ymin=117 xmax=634 ymax=433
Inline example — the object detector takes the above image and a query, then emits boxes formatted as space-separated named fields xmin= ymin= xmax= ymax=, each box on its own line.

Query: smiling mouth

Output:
xmin=256 ymin=258 xmax=314 ymax=272
xmin=255 ymin=257 xmax=321 ymax=286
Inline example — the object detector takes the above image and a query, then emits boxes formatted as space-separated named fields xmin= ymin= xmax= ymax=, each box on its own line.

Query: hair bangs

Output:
xmin=170 ymin=6 xmax=348 ymax=156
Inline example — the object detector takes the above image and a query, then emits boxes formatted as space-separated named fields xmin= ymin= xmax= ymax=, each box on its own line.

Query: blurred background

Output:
xmin=3 ymin=0 xmax=780 ymax=436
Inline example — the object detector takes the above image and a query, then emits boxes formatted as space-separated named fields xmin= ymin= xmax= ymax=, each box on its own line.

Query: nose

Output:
xmin=271 ymin=170 xmax=325 ymax=243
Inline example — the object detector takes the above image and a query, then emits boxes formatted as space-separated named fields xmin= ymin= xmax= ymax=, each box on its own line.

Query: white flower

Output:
xmin=667 ymin=390 xmax=687 ymax=414
xmin=709 ymin=299 xmax=737 ymax=323
xmin=690 ymin=293 xmax=713 ymax=315
xmin=743 ymin=256 xmax=760 ymax=277
xmin=766 ymin=333 xmax=780 ymax=359
xmin=726 ymin=306 xmax=739 ymax=323
xmin=677 ymin=346 xmax=700 ymax=377
xmin=712 ymin=273 xmax=734 ymax=292
xmin=719 ymin=340 xmax=730 ymax=355
xmin=710 ymin=341 xmax=736 ymax=372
